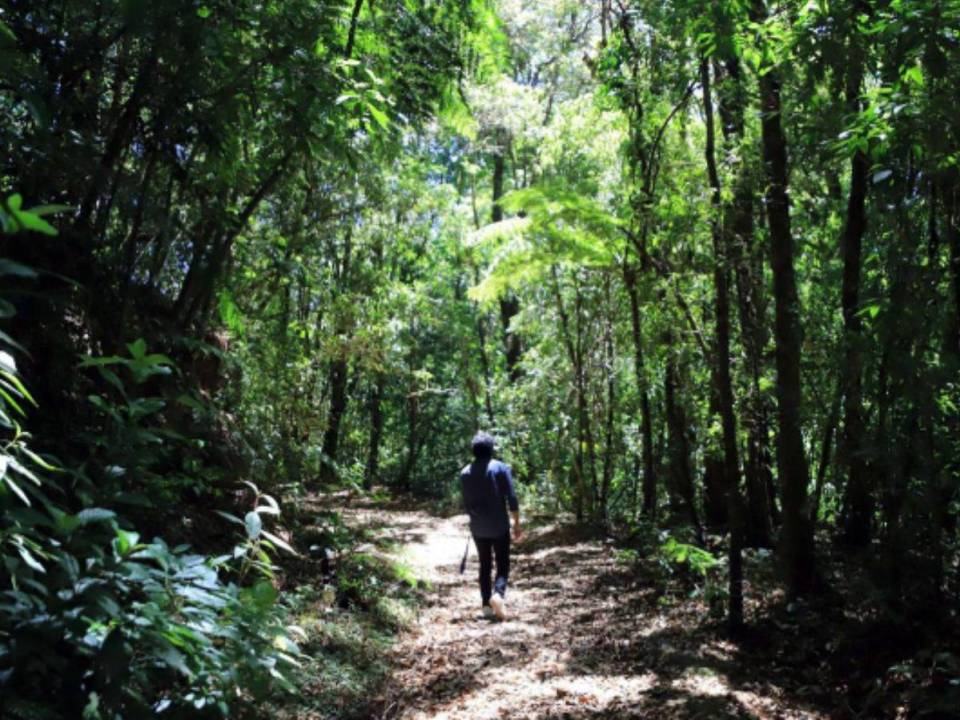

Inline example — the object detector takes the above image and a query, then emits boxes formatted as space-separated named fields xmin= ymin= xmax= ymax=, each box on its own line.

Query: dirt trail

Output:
xmin=337 ymin=501 xmax=827 ymax=720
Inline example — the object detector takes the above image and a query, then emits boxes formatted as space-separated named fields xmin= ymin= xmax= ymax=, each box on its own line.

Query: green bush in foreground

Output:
xmin=0 ymin=202 xmax=300 ymax=719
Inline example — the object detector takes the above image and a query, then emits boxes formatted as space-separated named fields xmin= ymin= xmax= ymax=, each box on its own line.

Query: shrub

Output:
xmin=657 ymin=535 xmax=726 ymax=617
xmin=1 ymin=503 xmax=302 ymax=718
xmin=0 ymin=207 xmax=301 ymax=719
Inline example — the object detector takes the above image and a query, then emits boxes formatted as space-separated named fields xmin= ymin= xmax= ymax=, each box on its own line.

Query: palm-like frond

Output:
xmin=466 ymin=185 xmax=623 ymax=303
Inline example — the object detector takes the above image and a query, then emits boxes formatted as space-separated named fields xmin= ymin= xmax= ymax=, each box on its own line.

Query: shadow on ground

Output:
xmin=355 ymin=500 xmax=849 ymax=720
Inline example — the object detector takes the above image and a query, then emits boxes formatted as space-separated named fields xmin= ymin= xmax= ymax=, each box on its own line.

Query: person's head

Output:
xmin=471 ymin=431 xmax=495 ymax=460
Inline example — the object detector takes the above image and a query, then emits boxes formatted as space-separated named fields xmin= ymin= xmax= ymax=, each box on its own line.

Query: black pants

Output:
xmin=474 ymin=533 xmax=510 ymax=605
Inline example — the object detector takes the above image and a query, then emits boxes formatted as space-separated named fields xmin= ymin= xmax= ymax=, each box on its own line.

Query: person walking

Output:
xmin=459 ymin=432 xmax=522 ymax=620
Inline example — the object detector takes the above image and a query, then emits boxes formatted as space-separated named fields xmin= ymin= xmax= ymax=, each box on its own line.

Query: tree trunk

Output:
xmin=623 ymin=261 xmax=657 ymax=518
xmin=839 ymin=35 xmax=872 ymax=547
xmin=78 ymin=48 xmax=158 ymax=230
xmin=364 ymin=375 xmax=385 ymax=491
xmin=174 ymin=154 xmax=291 ymax=329
xmin=476 ymin=310 xmax=496 ymax=426
xmin=811 ymin=382 xmax=842 ymax=526
xmin=639 ymin=379 xmax=656 ymax=518
xmin=735 ymin=209 xmax=778 ymax=548
xmin=751 ymin=0 xmax=816 ymax=596
xmin=600 ymin=276 xmax=617 ymax=524
xmin=319 ymin=225 xmax=354 ymax=486
xmin=716 ymin=54 xmax=775 ymax=548
xmin=944 ymin=178 xmax=960 ymax=359
xmin=664 ymin=346 xmax=702 ymax=541
xmin=551 ymin=266 xmax=586 ymax=521
xmin=575 ymin=279 xmax=600 ymax=520
xmin=702 ymin=57 xmax=744 ymax=629
xmin=703 ymin=397 xmax=729 ymax=529
xmin=399 ymin=394 xmax=419 ymax=492
xmin=941 ymin=177 xmax=960 ymax=542
xmin=319 ymin=357 xmax=348 ymax=485
xmin=500 ymin=295 xmax=522 ymax=382
xmin=343 ymin=0 xmax=364 ymax=59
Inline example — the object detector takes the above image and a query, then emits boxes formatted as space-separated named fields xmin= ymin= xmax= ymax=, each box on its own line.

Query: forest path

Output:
xmin=334 ymin=498 xmax=826 ymax=720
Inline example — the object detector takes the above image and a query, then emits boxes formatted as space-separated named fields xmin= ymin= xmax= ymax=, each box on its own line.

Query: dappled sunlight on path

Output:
xmin=336 ymin=501 xmax=828 ymax=720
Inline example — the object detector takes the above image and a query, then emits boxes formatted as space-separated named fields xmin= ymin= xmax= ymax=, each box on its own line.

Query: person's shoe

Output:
xmin=489 ymin=592 xmax=507 ymax=621
xmin=482 ymin=605 xmax=495 ymax=620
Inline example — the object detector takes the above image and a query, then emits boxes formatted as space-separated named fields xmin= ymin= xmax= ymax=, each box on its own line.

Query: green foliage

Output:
xmin=335 ymin=551 xmax=416 ymax=610
xmin=273 ymin=546 xmax=423 ymax=718
xmin=468 ymin=185 xmax=623 ymax=303
xmin=286 ymin=602 xmax=395 ymax=719
xmin=3 ymin=0 xmax=960 ymax=715
xmin=80 ymin=342 xmax=210 ymax=506
xmin=657 ymin=536 xmax=725 ymax=618
xmin=2 ymin=498 xmax=301 ymax=718
xmin=0 ymin=214 xmax=300 ymax=719
xmin=0 ymin=194 xmax=69 ymax=236
xmin=658 ymin=536 xmax=719 ymax=579
xmin=615 ymin=547 xmax=641 ymax=567
xmin=214 ymin=481 xmax=297 ymax=582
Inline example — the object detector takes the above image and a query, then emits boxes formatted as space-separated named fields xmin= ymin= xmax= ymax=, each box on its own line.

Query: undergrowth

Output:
xmin=269 ymin=526 xmax=428 ymax=719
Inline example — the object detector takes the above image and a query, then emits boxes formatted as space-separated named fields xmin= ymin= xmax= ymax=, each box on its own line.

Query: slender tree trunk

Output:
xmin=702 ymin=57 xmax=744 ymax=629
xmin=716 ymin=54 xmax=775 ymax=548
xmin=174 ymin=154 xmax=291 ymax=329
xmin=945 ymin=179 xmax=960 ymax=359
xmin=922 ymin=179 xmax=951 ymax=599
xmin=343 ymin=0 xmax=364 ymax=59
xmin=476 ymin=311 xmax=496 ymax=426
xmin=664 ymin=346 xmax=702 ymax=541
xmin=319 ymin=225 xmax=354 ymax=486
xmin=703 ymin=395 xmax=728 ymax=528
xmin=751 ymin=0 xmax=816 ymax=596
xmin=575 ymin=281 xmax=601 ymax=520
xmin=639 ymin=371 xmax=656 ymax=518
xmin=883 ymin=406 xmax=918 ymax=610
xmin=812 ymin=382 xmax=842 ymax=526
xmin=78 ymin=48 xmax=158 ymax=229
xmin=399 ymin=394 xmax=419 ymax=491
xmin=735 ymin=204 xmax=777 ymax=546
xmin=118 ymin=146 xmax=159 ymax=288
xmin=551 ymin=266 xmax=586 ymax=521
xmin=145 ymin=171 xmax=179 ymax=289
xmin=500 ymin=295 xmax=522 ymax=382
xmin=320 ymin=357 xmax=349 ymax=485
xmin=600 ymin=276 xmax=617 ymax=524
xmin=941 ymin=178 xmax=960 ymax=542
xmin=600 ymin=0 xmax=609 ymax=43
xmin=364 ymin=375 xmax=384 ymax=491
xmin=623 ymin=261 xmax=657 ymax=517
xmin=839 ymin=35 xmax=872 ymax=546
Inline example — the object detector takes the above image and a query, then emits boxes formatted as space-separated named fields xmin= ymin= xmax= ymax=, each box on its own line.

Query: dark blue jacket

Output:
xmin=460 ymin=458 xmax=518 ymax=538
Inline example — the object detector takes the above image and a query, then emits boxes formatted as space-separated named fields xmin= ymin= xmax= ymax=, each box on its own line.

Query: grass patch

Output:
xmin=268 ymin=549 xmax=424 ymax=719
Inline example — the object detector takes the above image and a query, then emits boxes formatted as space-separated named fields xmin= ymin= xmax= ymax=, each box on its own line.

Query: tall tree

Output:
xmin=701 ymin=55 xmax=745 ymax=629
xmin=750 ymin=0 xmax=817 ymax=595
xmin=838 ymin=5 xmax=872 ymax=547
xmin=712 ymin=29 xmax=776 ymax=548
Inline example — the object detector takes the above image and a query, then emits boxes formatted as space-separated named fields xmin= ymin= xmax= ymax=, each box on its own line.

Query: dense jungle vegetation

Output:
xmin=1 ymin=0 xmax=958 ymax=717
